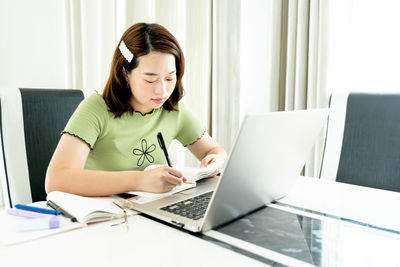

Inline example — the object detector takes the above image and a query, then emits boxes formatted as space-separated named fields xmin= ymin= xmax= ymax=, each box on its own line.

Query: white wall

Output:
xmin=0 ymin=0 xmax=67 ymax=89
xmin=324 ymin=0 xmax=400 ymax=94
xmin=0 ymin=0 xmax=68 ymax=206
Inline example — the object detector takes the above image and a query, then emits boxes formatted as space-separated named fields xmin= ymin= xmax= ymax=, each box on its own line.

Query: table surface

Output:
xmin=1 ymin=176 xmax=399 ymax=267
xmin=280 ymin=176 xmax=400 ymax=232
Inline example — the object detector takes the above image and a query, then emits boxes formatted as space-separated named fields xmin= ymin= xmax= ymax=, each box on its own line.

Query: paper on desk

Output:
xmin=142 ymin=162 xmax=222 ymax=183
xmin=126 ymin=162 xmax=222 ymax=204
xmin=127 ymin=182 xmax=196 ymax=204
xmin=0 ymin=208 xmax=81 ymax=246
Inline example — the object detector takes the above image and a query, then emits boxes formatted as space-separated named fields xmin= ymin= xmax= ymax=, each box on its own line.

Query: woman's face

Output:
xmin=126 ymin=51 xmax=177 ymax=114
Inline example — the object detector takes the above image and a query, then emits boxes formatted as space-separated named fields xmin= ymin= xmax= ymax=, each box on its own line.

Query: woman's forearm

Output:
xmin=45 ymin=168 xmax=144 ymax=197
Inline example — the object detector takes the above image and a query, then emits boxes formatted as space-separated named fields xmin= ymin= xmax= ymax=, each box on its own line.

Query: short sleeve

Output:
xmin=175 ymin=102 xmax=206 ymax=146
xmin=63 ymin=93 xmax=108 ymax=149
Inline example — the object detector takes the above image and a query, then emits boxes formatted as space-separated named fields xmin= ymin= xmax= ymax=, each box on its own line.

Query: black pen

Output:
xmin=47 ymin=200 xmax=77 ymax=222
xmin=157 ymin=132 xmax=172 ymax=167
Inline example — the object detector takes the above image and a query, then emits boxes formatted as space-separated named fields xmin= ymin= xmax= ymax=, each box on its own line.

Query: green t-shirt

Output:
xmin=63 ymin=93 xmax=206 ymax=171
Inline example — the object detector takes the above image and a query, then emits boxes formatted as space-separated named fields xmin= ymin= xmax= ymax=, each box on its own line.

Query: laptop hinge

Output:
xmin=171 ymin=220 xmax=185 ymax=228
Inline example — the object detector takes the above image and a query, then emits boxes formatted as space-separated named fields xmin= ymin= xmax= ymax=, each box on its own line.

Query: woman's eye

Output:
xmin=145 ymin=80 xmax=156 ymax=83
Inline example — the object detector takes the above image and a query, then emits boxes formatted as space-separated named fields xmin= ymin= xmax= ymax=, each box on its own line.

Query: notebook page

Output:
xmin=144 ymin=161 xmax=222 ymax=183
xmin=183 ymin=161 xmax=222 ymax=182
xmin=46 ymin=191 xmax=123 ymax=223
xmin=127 ymin=182 xmax=196 ymax=201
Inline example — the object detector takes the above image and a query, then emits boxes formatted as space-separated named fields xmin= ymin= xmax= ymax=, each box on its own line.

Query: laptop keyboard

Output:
xmin=160 ymin=191 xmax=213 ymax=220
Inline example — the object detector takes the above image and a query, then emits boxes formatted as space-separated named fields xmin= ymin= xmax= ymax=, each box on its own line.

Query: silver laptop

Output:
xmin=128 ymin=109 xmax=329 ymax=232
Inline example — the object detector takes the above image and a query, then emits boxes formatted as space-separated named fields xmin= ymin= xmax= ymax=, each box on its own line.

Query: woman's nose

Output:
xmin=154 ymin=80 xmax=167 ymax=95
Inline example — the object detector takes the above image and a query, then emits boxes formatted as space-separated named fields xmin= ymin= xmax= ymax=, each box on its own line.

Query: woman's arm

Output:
xmin=187 ymin=133 xmax=227 ymax=173
xmin=45 ymin=134 xmax=183 ymax=196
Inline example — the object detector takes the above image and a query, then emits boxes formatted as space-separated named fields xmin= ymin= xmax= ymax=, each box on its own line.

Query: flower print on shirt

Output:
xmin=132 ymin=139 xmax=156 ymax=167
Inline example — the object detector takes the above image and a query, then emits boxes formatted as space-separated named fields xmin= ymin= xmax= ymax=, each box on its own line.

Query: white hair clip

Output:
xmin=119 ymin=40 xmax=134 ymax=63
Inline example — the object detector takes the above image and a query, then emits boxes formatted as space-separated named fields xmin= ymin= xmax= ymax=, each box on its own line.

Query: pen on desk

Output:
xmin=157 ymin=132 xmax=172 ymax=167
xmin=14 ymin=204 xmax=60 ymax=215
xmin=47 ymin=200 xmax=78 ymax=222
xmin=7 ymin=208 xmax=55 ymax=218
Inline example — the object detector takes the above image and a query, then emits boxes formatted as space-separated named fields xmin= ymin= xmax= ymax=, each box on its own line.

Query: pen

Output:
xmin=157 ymin=132 xmax=172 ymax=167
xmin=14 ymin=204 xmax=60 ymax=215
xmin=47 ymin=200 xmax=78 ymax=222
xmin=7 ymin=208 xmax=55 ymax=218
xmin=157 ymin=132 xmax=190 ymax=184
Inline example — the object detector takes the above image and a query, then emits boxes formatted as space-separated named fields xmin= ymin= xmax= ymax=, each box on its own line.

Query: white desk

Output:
xmin=1 ymin=177 xmax=400 ymax=267
xmin=0 ymin=214 xmax=265 ymax=267
xmin=279 ymin=176 xmax=400 ymax=232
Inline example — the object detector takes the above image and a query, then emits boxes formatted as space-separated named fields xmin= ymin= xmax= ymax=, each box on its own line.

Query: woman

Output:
xmin=45 ymin=23 xmax=226 ymax=196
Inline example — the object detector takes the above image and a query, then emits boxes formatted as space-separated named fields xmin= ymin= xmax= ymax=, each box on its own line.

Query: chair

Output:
xmin=320 ymin=91 xmax=400 ymax=192
xmin=0 ymin=88 xmax=84 ymax=208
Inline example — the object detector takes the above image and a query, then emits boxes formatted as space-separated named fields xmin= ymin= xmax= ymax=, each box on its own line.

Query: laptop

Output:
xmin=128 ymin=109 xmax=329 ymax=232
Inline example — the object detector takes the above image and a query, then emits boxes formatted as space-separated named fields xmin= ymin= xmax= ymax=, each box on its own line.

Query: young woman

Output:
xmin=45 ymin=23 xmax=226 ymax=196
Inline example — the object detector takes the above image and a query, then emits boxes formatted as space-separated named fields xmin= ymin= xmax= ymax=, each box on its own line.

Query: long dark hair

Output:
xmin=103 ymin=23 xmax=185 ymax=118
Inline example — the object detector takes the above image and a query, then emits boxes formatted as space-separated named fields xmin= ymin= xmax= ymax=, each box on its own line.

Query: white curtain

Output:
xmin=211 ymin=0 xmax=242 ymax=152
xmin=212 ymin=0 xmax=328 ymax=177
xmin=284 ymin=0 xmax=329 ymax=177
xmin=63 ymin=0 xmax=212 ymax=167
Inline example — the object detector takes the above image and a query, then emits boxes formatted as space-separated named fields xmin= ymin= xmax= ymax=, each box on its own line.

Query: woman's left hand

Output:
xmin=200 ymin=153 xmax=226 ymax=176
xmin=187 ymin=132 xmax=227 ymax=176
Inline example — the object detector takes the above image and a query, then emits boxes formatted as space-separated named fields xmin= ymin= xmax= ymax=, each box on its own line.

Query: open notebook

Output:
xmin=46 ymin=191 xmax=138 ymax=224
xmin=126 ymin=161 xmax=222 ymax=204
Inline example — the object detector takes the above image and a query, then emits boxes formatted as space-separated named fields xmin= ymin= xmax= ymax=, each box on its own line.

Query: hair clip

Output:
xmin=119 ymin=40 xmax=134 ymax=63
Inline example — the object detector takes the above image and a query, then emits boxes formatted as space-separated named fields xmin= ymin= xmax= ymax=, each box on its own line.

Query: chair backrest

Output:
xmin=320 ymin=91 xmax=400 ymax=192
xmin=0 ymin=88 xmax=84 ymax=207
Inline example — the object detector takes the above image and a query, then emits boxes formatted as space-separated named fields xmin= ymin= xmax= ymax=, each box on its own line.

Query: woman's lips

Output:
xmin=152 ymin=98 xmax=166 ymax=104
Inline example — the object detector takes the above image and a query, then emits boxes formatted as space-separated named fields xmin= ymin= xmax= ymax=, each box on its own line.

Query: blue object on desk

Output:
xmin=7 ymin=208 xmax=55 ymax=218
xmin=14 ymin=204 xmax=60 ymax=215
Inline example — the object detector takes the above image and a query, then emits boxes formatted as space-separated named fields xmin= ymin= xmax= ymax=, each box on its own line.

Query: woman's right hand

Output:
xmin=139 ymin=166 xmax=186 ymax=193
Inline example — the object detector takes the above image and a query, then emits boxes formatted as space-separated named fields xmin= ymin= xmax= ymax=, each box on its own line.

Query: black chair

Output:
xmin=0 ymin=88 xmax=84 ymax=207
xmin=320 ymin=91 xmax=400 ymax=192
